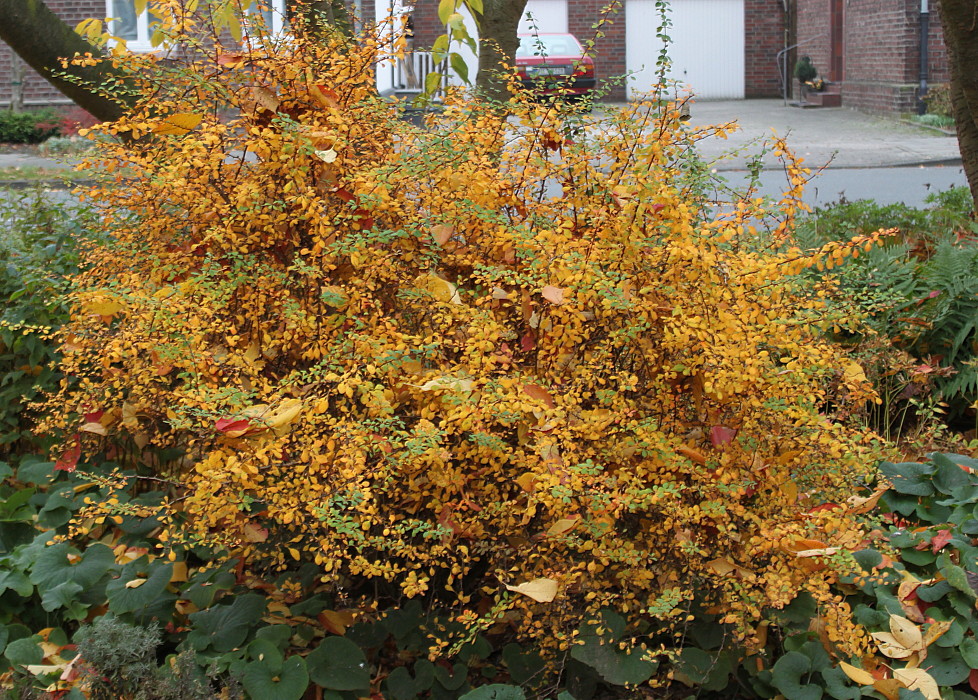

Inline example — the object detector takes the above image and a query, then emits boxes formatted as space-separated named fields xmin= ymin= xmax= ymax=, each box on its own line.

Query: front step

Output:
xmin=804 ymin=90 xmax=842 ymax=107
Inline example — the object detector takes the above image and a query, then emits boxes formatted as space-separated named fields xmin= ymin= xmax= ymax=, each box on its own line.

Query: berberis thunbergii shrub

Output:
xmin=40 ymin=0 xmax=894 ymax=691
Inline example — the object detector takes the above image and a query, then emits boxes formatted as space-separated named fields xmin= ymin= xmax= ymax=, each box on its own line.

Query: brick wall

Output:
xmin=794 ymin=0 xmax=949 ymax=114
xmin=568 ymin=0 xmax=626 ymax=100
xmin=745 ymin=0 xmax=786 ymax=97
xmin=0 ymin=0 xmax=104 ymax=108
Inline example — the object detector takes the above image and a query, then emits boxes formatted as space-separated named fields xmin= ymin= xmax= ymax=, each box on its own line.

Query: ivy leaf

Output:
xmin=242 ymin=656 xmax=308 ymax=700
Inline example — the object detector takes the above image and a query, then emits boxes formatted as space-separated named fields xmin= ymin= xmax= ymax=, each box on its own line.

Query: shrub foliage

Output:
xmin=33 ymin=5 xmax=897 ymax=694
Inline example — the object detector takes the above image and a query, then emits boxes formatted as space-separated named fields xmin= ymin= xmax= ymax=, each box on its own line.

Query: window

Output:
xmin=105 ymin=1 xmax=287 ymax=52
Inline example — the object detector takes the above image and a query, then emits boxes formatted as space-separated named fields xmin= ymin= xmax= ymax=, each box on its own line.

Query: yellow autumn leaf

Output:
xmin=81 ymin=297 xmax=124 ymax=317
xmin=170 ymin=561 xmax=189 ymax=583
xmin=315 ymin=148 xmax=338 ymax=163
xmin=152 ymin=113 xmax=203 ymax=136
xmin=838 ymin=662 xmax=875 ymax=686
xmin=893 ymin=668 xmax=941 ymax=700
xmin=125 ymin=578 xmax=147 ymax=589
xmin=415 ymin=376 xmax=473 ymax=393
xmin=547 ymin=517 xmax=579 ymax=538
xmin=431 ymin=224 xmax=454 ymax=246
xmin=888 ymin=614 xmax=923 ymax=651
xmin=80 ymin=422 xmax=107 ymax=436
xmin=415 ymin=272 xmax=462 ymax=304
xmin=871 ymin=631 xmax=915 ymax=659
xmin=506 ymin=577 xmax=558 ymax=603
xmin=922 ymin=619 xmax=953 ymax=647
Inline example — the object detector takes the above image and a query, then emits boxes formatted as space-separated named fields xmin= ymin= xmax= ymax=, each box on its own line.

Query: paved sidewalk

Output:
xmin=0 ymin=99 xmax=963 ymax=175
xmin=679 ymin=99 xmax=961 ymax=171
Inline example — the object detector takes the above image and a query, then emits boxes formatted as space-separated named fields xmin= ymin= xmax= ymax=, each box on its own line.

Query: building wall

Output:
xmin=794 ymin=0 xmax=950 ymax=114
xmin=745 ymin=0 xmax=786 ymax=97
xmin=0 ymin=0 xmax=104 ymax=109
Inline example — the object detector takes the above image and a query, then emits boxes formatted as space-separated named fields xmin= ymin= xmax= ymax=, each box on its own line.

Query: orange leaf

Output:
xmin=522 ymin=383 xmax=555 ymax=408
xmin=677 ymin=445 xmax=707 ymax=465
xmin=153 ymin=113 xmax=203 ymax=136
xmin=55 ymin=437 xmax=81 ymax=472
xmin=541 ymin=285 xmax=565 ymax=305
xmin=431 ymin=224 xmax=454 ymax=246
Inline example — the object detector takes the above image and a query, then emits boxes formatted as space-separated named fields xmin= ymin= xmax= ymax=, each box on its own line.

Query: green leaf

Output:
xmin=306 ymin=636 xmax=370 ymax=691
xmin=460 ymin=685 xmax=526 ymax=700
xmin=186 ymin=593 xmax=266 ymax=653
xmin=434 ymin=662 xmax=468 ymax=690
xmin=932 ymin=453 xmax=972 ymax=494
xmin=938 ymin=553 xmax=977 ymax=599
xmin=40 ymin=580 xmax=87 ymax=619
xmin=771 ymin=652 xmax=823 ymax=700
xmin=880 ymin=461 xmax=936 ymax=496
xmin=242 ymin=655 xmax=308 ymax=700
xmin=502 ymin=643 xmax=545 ymax=684
xmin=4 ymin=636 xmax=42 ymax=669
xmin=450 ymin=53 xmax=469 ymax=83
xmin=437 ymin=0 xmax=456 ymax=25
xmin=30 ymin=543 xmax=115 ymax=591
xmin=0 ymin=569 xmax=32 ymax=597
xmin=960 ymin=636 xmax=978 ymax=668
xmin=424 ymin=72 xmax=443 ymax=96
xmin=925 ymin=644 xmax=970 ymax=685
xmin=819 ymin=664 xmax=862 ymax=700
xmin=106 ymin=558 xmax=173 ymax=615
xmin=570 ymin=630 xmax=657 ymax=685
xmin=16 ymin=458 xmax=55 ymax=485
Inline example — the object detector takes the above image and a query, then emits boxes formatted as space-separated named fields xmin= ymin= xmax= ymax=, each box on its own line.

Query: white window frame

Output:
xmin=105 ymin=0 xmax=287 ymax=52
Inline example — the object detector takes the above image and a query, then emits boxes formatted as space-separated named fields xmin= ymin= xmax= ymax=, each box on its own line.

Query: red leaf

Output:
xmin=710 ymin=425 xmax=737 ymax=447
xmin=334 ymin=188 xmax=355 ymax=202
xmin=520 ymin=331 xmax=536 ymax=352
xmin=55 ymin=436 xmax=81 ymax=472
xmin=83 ymin=409 xmax=104 ymax=423
xmin=927 ymin=290 xmax=941 ymax=298
xmin=216 ymin=418 xmax=251 ymax=436
xmin=970 ymin=669 xmax=978 ymax=694
xmin=217 ymin=52 xmax=245 ymax=66
xmin=651 ymin=203 xmax=666 ymax=213
xmin=931 ymin=528 xmax=953 ymax=553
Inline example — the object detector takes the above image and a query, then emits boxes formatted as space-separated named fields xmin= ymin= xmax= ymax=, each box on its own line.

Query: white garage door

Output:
xmin=625 ymin=0 xmax=744 ymax=99
xmin=519 ymin=0 xmax=568 ymax=34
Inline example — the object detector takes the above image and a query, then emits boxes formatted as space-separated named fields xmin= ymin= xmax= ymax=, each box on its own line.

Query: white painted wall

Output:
xmin=519 ymin=0 xmax=569 ymax=34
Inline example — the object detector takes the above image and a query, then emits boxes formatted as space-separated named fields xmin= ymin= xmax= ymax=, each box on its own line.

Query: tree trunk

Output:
xmin=474 ymin=0 xmax=529 ymax=105
xmin=938 ymin=0 xmax=978 ymax=209
xmin=0 ymin=0 xmax=131 ymax=121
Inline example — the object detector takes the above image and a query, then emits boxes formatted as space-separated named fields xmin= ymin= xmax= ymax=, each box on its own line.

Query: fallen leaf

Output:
xmin=930 ymin=528 xmax=953 ymax=553
xmin=871 ymin=631 xmax=915 ymax=659
xmin=416 ymin=272 xmax=462 ymax=304
xmin=547 ymin=517 xmax=579 ymax=538
xmin=541 ymin=285 xmax=565 ymax=305
xmin=522 ymin=383 xmax=555 ymax=408
xmin=125 ymin=578 xmax=147 ymax=589
xmin=839 ymin=661 xmax=875 ymax=686
xmin=888 ymin=614 xmax=923 ymax=651
xmin=315 ymin=148 xmax=338 ymax=163
xmin=893 ymin=667 xmax=940 ymax=700
xmin=55 ymin=437 xmax=81 ymax=472
xmin=505 ymin=577 xmax=558 ymax=602
xmin=709 ymin=425 xmax=737 ymax=447
xmin=215 ymin=417 xmax=252 ymax=437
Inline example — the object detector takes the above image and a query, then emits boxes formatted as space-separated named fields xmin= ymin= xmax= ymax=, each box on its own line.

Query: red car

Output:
xmin=514 ymin=33 xmax=596 ymax=101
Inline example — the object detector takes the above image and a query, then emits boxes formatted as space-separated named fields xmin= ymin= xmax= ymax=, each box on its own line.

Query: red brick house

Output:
xmin=792 ymin=0 xmax=949 ymax=113
xmin=2 ymin=0 xmax=786 ymax=108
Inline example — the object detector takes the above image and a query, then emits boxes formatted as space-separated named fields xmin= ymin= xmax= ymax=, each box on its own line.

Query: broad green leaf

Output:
xmin=770 ymin=652 xmax=823 ymax=700
xmin=961 ymin=637 xmax=978 ymax=668
xmin=0 ymin=569 xmax=32 ymax=598
xmin=40 ymin=580 xmax=86 ymax=619
xmin=424 ymin=72 xmax=443 ymax=96
xmin=460 ymin=686 xmax=526 ymax=700
xmin=306 ymin=636 xmax=370 ymax=691
xmin=186 ymin=594 xmax=266 ymax=652
xmin=4 ymin=636 xmax=42 ymax=669
xmin=502 ymin=643 xmax=545 ymax=684
xmin=465 ymin=0 xmax=483 ymax=14
xmin=106 ymin=558 xmax=173 ymax=614
xmin=30 ymin=543 xmax=115 ymax=591
xmin=242 ymin=656 xmax=308 ymax=700
xmin=880 ymin=461 xmax=936 ymax=497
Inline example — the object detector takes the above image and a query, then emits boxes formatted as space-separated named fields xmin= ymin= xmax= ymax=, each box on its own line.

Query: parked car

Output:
xmin=514 ymin=33 xmax=596 ymax=101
